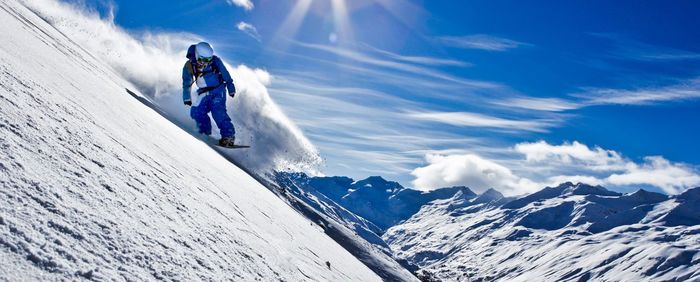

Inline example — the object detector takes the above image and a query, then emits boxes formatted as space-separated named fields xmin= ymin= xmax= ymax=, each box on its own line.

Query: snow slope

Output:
xmin=384 ymin=183 xmax=700 ymax=281
xmin=0 ymin=1 xmax=379 ymax=280
xmin=274 ymin=173 xmax=387 ymax=250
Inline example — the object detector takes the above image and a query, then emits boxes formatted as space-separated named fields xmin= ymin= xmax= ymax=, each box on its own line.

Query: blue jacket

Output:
xmin=182 ymin=56 xmax=236 ymax=103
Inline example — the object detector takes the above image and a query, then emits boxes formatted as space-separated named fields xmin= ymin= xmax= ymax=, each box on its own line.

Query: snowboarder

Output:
xmin=182 ymin=42 xmax=237 ymax=147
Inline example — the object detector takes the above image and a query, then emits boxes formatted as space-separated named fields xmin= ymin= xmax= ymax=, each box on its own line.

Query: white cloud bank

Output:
xmin=412 ymin=140 xmax=700 ymax=195
xmin=515 ymin=141 xmax=626 ymax=171
xmin=606 ymin=156 xmax=700 ymax=194
xmin=517 ymin=141 xmax=700 ymax=195
xmin=20 ymin=0 xmax=321 ymax=175
xmin=411 ymin=154 xmax=540 ymax=195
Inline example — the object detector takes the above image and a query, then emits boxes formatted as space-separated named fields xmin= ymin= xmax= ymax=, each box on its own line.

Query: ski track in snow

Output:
xmin=0 ymin=1 xmax=379 ymax=281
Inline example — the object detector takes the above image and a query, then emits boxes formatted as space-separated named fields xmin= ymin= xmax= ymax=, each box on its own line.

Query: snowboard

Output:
xmin=215 ymin=144 xmax=250 ymax=149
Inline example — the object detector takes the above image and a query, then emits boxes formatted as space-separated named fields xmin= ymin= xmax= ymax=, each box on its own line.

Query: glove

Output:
xmin=228 ymin=91 xmax=236 ymax=98
xmin=184 ymin=100 xmax=192 ymax=106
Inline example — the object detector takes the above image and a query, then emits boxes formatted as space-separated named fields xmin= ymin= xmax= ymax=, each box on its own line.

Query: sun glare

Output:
xmin=270 ymin=0 xmax=418 ymax=50
xmin=330 ymin=0 xmax=353 ymax=45
xmin=271 ymin=0 xmax=313 ymax=49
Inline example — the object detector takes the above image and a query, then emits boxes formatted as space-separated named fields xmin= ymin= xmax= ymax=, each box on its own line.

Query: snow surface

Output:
xmin=0 ymin=1 xmax=380 ymax=280
xmin=384 ymin=183 xmax=700 ymax=281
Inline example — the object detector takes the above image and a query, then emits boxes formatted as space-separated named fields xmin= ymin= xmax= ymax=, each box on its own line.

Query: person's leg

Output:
xmin=210 ymin=88 xmax=235 ymax=138
xmin=190 ymin=94 xmax=213 ymax=135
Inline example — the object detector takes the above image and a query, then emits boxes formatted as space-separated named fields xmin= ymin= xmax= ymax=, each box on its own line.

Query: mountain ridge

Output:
xmin=276 ymin=171 xmax=700 ymax=281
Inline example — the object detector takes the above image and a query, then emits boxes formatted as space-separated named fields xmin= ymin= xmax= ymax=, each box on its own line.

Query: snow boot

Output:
xmin=218 ymin=136 xmax=236 ymax=147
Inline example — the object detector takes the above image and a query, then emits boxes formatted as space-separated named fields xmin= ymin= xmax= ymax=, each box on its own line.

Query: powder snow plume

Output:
xmin=20 ymin=0 xmax=322 ymax=175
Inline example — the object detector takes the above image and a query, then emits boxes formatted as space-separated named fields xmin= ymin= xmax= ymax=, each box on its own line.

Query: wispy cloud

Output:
xmin=226 ymin=0 xmax=254 ymax=11
xmin=364 ymin=45 xmax=470 ymax=67
xmin=293 ymin=42 xmax=499 ymax=89
xmin=491 ymin=96 xmax=581 ymax=112
xmin=575 ymin=77 xmax=700 ymax=106
xmin=237 ymin=21 xmax=261 ymax=42
xmin=406 ymin=111 xmax=557 ymax=133
xmin=638 ymin=52 xmax=700 ymax=61
xmin=593 ymin=33 xmax=700 ymax=62
xmin=436 ymin=34 xmax=529 ymax=51
xmin=492 ymin=77 xmax=700 ymax=113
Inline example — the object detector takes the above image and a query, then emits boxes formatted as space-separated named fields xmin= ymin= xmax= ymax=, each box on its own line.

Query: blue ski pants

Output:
xmin=190 ymin=85 xmax=235 ymax=138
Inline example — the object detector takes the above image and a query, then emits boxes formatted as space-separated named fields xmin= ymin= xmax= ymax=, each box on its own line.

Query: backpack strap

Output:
xmin=210 ymin=56 xmax=225 ymax=84
xmin=185 ymin=60 xmax=196 ymax=87
xmin=185 ymin=44 xmax=198 ymax=87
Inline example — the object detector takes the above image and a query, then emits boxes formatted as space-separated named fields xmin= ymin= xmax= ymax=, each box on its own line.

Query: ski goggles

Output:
xmin=198 ymin=56 xmax=213 ymax=63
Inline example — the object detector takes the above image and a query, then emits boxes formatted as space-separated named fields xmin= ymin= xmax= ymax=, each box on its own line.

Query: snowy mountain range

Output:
xmin=385 ymin=182 xmax=700 ymax=281
xmin=276 ymin=173 xmax=700 ymax=281
xmin=276 ymin=173 xmax=474 ymax=231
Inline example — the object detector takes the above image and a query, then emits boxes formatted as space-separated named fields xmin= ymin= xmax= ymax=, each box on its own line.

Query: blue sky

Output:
xmin=81 ymin=0 xmax=700 ymax=194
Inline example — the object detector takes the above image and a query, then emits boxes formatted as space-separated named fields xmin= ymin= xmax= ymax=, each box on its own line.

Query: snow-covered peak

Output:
xmin=677 ymin=186 xmax=700 ymax=201
xmin=428 ymin=186 xmax=477 ymax=199
xmin=502 ymin=184 xmax=565 ymax=209
xmin=450 ymin=189 xmax=474 ymax=201
xmin=625 ymin=189 xmax=669 ymax=203
xmin=351 ymin=176 xmax=404 ymax=194
xmin=472 ymin=188 xmax=505 ymax=204
xmin=503 ymin=182 xmax=620 ymax=209
xmin=566 ymin=182 xmax=621 ymax=196
xmin=661 ymin=186 xmax=700 ymax=227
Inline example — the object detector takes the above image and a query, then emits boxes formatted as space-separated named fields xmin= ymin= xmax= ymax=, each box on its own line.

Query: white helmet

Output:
xmin=195 ymin=42 xmax=214 ymax=59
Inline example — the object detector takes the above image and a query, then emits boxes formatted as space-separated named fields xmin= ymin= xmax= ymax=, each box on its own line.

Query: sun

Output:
xmin=271 ymin=0 xmax=419 ymax=48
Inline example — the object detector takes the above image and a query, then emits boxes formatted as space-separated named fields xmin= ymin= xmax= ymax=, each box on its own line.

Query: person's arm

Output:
xmin=215 ymin=57 xmax=236 ymax=96
xmin=182 ymin=62 xmax=193 ymax=105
